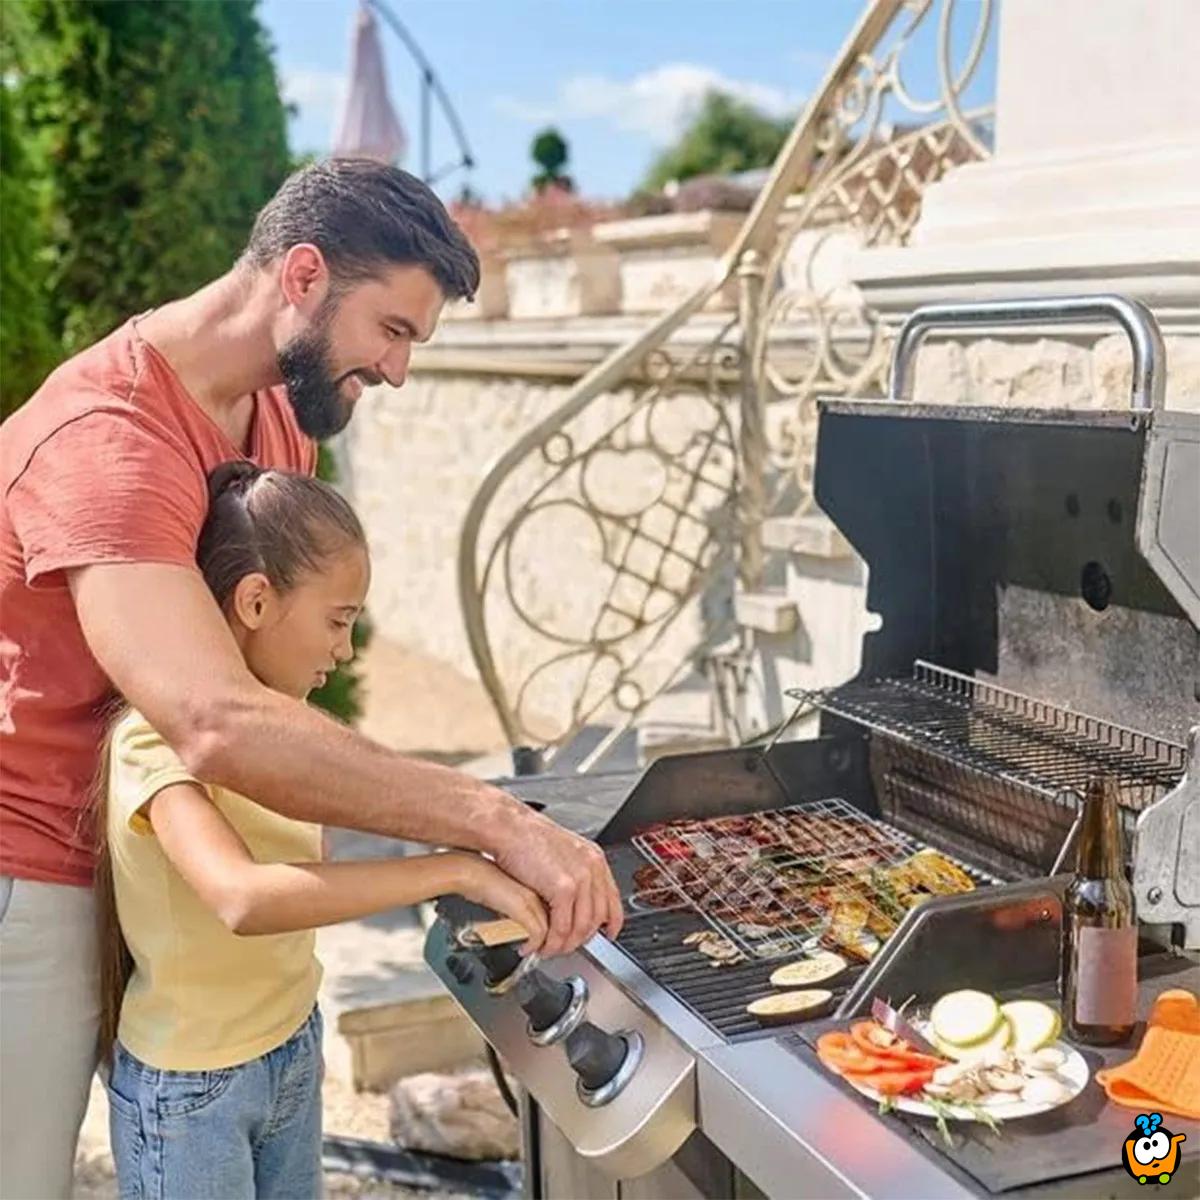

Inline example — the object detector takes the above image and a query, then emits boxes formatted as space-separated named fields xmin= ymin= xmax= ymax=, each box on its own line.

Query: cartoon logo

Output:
xmin=1122 ymin=1113 xmax=1187 ymax=1185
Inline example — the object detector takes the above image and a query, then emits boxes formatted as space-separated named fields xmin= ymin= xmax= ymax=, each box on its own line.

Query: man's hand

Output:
xmin=491 ymin=808 xmax=624 ymax=957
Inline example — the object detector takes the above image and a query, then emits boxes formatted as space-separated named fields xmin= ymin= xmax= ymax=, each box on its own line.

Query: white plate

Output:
xmin=845 ymin=1038 xmax=1090 ymax=1122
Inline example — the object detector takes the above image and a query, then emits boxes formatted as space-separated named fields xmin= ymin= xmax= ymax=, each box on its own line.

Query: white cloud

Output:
xmin=495 ymin=63 xmax=802 ymax=143
xmin=281 ymin=67 xmax=347 ymax=120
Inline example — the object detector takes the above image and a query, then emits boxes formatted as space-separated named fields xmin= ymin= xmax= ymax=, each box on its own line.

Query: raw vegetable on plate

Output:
xmin=814 ymin=989 xmax=1088 ymax=1135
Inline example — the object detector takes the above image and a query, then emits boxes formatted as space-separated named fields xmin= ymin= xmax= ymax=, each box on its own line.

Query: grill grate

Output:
xmin=626 ymin=797 xmax=990 ymax=962
xmin=789 ymin=660 xmax=1185 ymax=808
xmin=613 ymin=908 xmax=867 ymax=1040
xmin=788 ymin=661 xmax=1187 ymax=875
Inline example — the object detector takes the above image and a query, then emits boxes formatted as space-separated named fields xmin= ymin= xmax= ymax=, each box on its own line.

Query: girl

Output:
xmin=94 ymin=462 xmax=547 ymax=1199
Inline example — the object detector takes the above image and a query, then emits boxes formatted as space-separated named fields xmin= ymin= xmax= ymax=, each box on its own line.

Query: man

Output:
xmin=0 ymin=158 xmax=622 ymax=1199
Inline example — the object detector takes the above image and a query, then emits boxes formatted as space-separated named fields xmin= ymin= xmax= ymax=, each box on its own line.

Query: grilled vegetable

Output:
xmin=769 ymin=952 xmax=847 ymax=989
xmin=744 ymin=988 xmax=830 ymax=1027
xmin=930 ymin=989 xmax=1002 ymax=1046
xmin=748 ymin=989 xmax=834 ymax=1025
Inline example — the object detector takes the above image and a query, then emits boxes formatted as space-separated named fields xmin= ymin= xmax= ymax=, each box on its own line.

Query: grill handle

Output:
xmin=889 ymin=293 xmax=1166 ymax=412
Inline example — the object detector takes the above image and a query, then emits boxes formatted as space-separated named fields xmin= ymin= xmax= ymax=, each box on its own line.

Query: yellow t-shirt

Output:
xmin=106 ymin=709 xmax=323 ymax=1070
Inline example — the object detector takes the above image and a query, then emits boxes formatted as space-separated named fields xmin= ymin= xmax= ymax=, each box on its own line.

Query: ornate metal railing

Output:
xmin=458 ymin=0 xmax=996 ymax=769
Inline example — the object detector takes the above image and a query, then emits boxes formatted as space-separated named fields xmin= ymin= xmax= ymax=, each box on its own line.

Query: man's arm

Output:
xmin=72 ymin=561 xmax=622 ymax=954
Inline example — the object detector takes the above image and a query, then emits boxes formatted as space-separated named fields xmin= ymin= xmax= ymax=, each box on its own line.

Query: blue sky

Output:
xmin=261 ymin=0 xmax=995 ymax=205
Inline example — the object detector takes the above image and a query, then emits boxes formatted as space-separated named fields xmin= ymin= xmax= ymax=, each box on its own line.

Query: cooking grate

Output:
xmin=788 ymin=661 xmax=1187 ymax=874
xmin=788 ymin=660 xmax=1184 ymax=807
xmin=613 ymin=908 xmax=866 ymax=1040
xmin=626 ymin=797 xmax=990 ymax=962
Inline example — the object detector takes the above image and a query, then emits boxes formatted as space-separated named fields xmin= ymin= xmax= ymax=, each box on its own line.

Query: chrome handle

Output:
xmin=889 ymin=294 xmax=1166 ymax=412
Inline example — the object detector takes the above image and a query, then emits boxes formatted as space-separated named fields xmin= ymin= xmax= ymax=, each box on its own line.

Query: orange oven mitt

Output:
xmin=1095 ymin=989 xmax=1200 ymax=1121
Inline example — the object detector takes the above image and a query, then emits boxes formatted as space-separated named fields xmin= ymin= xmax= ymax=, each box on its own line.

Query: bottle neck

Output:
xmin=1074 ymin=783 xmax=1125 ymax=879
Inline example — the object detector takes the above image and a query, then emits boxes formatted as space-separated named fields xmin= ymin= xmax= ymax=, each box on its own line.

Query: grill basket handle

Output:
xmin=889 ymin=293 xmax=1166 ymax=412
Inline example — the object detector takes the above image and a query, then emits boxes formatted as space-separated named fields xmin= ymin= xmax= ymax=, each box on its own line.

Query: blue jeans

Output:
xmin=107 ymin=1005 xmax=324 ymax=1199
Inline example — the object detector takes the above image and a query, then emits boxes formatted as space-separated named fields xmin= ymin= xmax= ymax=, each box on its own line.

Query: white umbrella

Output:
xmin=333 ymin=2 xmax=408 ymax=164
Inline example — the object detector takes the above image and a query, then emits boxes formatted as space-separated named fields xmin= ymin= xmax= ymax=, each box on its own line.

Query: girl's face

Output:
xmin=231 ymin=543 xmax=371 ymax=699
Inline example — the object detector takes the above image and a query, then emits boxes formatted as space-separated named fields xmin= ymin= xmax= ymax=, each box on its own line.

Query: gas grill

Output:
xmin=426 ymin=296 xmax=1200 ymax=1199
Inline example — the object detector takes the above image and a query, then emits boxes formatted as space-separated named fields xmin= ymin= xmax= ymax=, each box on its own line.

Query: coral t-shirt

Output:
xmin=0 ymin=316 xmax=315 ymax=886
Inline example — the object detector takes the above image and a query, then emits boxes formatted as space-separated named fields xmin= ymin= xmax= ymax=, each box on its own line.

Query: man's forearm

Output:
xmin=195 ymin=685 xmax=529 ymax=853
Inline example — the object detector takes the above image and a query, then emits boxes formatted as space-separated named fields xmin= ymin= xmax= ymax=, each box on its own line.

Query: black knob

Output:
xmin=565 ymin=1021 xmax=628 ymax=1092
xmin=445 ymin=953 xmax=475 ymax=986
xmin=480 ymin=943 xmax=522 ymax=987
xmin=515 ymin=970 xmax=573 ymax=1033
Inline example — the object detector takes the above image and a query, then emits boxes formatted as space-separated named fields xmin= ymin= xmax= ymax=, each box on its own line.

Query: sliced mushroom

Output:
xmin=1023 ymin=1047 xmax=1067 ymax=1073
xmin=932 ymin=1063 xmax=972 ymax=1087
xmin=982 ymin=1068 xmax=1027 ymax=1093
xmin=1020 ymin=1076 xmax=1072 ymax=1106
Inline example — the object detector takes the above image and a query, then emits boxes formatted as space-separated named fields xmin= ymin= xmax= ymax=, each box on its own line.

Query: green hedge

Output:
xmin=2 ymin=1 xmax=369 ymax=726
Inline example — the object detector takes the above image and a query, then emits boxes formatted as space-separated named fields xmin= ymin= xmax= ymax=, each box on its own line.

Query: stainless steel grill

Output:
xmin=424 ymin=295 xmax=1200 ymax=1200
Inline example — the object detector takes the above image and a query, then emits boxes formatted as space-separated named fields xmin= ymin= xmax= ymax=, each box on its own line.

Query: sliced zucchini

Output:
xmin=930 ymin=989 xmax=1002 ymax=1046
xmin=1000 ymin=1000 xmax=1061 ymax=1052
xmin=933 ymin=1017 xmax=1013 ymax=1061
xmin=747 ymin=989 xmax=834 ymax=1025
xmin=769 ymin=952 xmax=847 ymax=989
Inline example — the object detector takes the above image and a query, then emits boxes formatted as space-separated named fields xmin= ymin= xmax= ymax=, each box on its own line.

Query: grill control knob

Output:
xmin=565 ymin=1021 xmax=643 ymax=1104
xmin=470 ymin=941 xmax=538 ymax=995
xmin=516 ymin=970 xmax=573 ymax=1032
xmin=515 ymin=970 xmax=588 ymax=1045
xmin=445 ymin=953 xmax=475 ymax=986
xmin=480 ymin=944 xmax=522 ymax=985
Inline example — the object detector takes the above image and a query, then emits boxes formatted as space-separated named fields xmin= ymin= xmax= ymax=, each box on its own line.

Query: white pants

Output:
xmin=0 ymin=875 xmax=99 ymax=1200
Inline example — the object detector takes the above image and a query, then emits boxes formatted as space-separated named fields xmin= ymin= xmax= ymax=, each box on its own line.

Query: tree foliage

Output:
xmin=642 ymin=90 xmax=792 ymax=192
xmin=3 ymin=1 xmax=370 ymax=727
xmin=0 ymin=85 xmax=58 ymax=421
xmin=531 ymin=126 xmax=573 ymax=193
xmin=5 ymin=0 xmax=291 ymax=356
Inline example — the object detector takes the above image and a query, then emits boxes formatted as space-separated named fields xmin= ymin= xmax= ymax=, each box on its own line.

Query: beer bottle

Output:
xmin=1060 ymin=777 xmax=1137 ymax=1045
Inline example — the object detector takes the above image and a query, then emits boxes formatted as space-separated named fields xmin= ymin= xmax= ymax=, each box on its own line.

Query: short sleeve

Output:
xmin=110 ymin=712 xmax=207 ymax=836
xmin=6 ymin=411 xmax=207 ymax=587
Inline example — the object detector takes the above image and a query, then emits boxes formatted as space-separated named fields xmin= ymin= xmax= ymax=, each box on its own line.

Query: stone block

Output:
xmin=444 ymin=252 xmax=509 ymax=322
xmin=337 ymin=992 xmax=484 ymax=1092
xmin=762 ymin=514 xmax=853 ymax=559
xmin=505 ymin=231 xmax=620 ymax=319
xmin=734 ymin=588 xmax=799 ymax=634
xmin=593 ymin=210 xmax=742 ymax=314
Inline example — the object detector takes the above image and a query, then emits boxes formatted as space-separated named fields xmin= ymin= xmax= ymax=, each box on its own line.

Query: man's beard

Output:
xmin=277 ymin=302 xmax=355 ymax=441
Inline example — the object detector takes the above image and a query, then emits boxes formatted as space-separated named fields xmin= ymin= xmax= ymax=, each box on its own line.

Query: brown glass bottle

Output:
xmin=1060 ymin=778 xmax=1137 ymax=1045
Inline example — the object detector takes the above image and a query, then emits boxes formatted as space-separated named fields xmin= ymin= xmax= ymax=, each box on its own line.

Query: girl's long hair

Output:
xmin=92 ymin=461 xmax=365 ymax=1063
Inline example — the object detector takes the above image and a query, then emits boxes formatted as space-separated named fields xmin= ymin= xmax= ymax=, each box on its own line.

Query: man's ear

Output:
xmin=278 ymin=243 xmax=330 ymax=312
xmin=230 ymin=573 xmax=275 ymax=630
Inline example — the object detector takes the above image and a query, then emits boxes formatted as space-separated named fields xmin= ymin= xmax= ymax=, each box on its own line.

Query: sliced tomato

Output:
xmin=815 ymin=1032 xmax=885 ymax=1073
xmin=843 ymin=1065 xmax=936 ymax=1096
xmin=849 ymin=1021 xmax=945 ymax=1069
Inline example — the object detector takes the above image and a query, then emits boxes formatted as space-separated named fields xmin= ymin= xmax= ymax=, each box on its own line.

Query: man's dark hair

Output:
xmin=242 ymin=158 xmax=479 ymax=301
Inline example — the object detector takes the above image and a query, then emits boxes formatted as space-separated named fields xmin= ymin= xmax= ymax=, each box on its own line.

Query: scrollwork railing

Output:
xmin=459 ymin=0 xmax=995 ymax=768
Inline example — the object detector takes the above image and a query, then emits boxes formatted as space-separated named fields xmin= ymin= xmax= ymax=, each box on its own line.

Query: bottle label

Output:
xmin=1074 ymin=926 xmax=1137 ymax=1026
